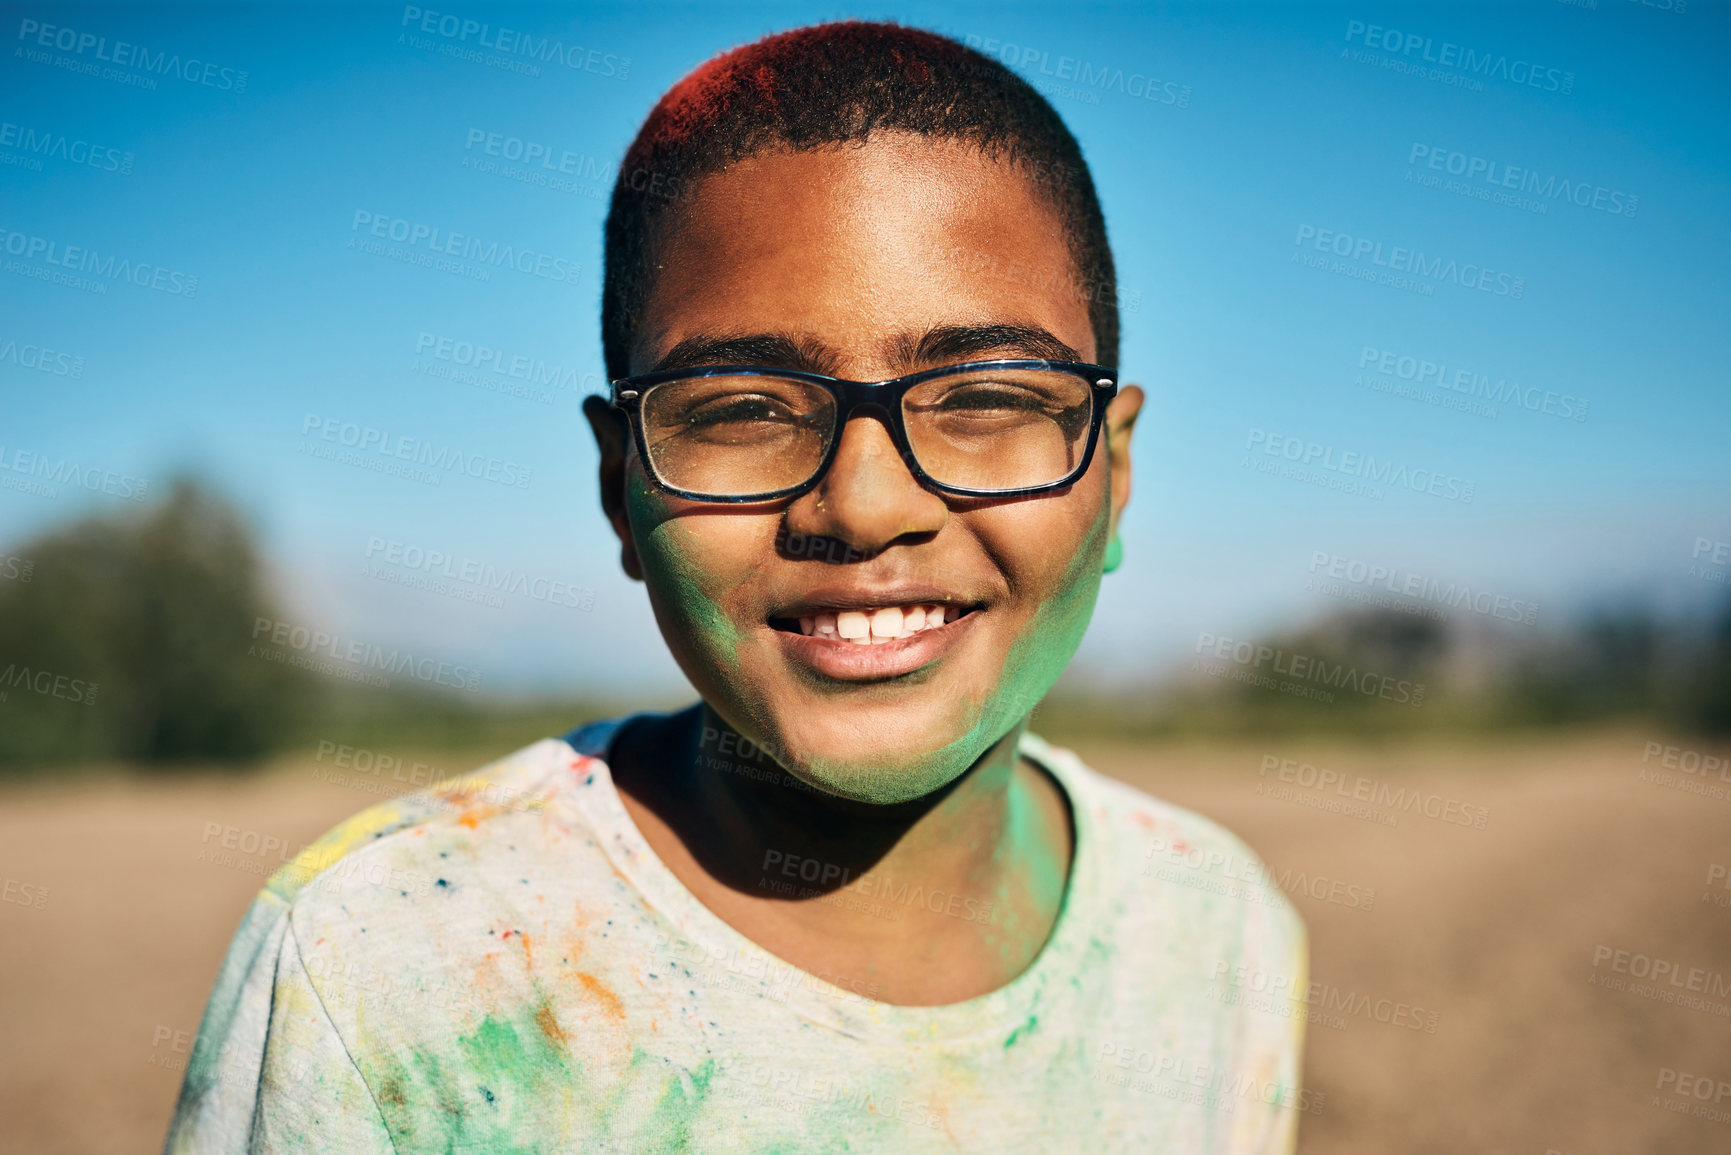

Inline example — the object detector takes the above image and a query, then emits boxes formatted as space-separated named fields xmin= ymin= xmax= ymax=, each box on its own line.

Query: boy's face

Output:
xmin=588 ymin=133 xmax=1142 ymax=804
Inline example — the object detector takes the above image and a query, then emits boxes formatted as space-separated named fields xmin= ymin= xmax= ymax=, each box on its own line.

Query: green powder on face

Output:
xmin=929 ymin=504 xmax=1111 ymax=786
xmin=626 ymin=474 xmax=743 ymax=676
xmin=626 ymin=454 xmax=1109 ymax=810
xmin=799 ymin=505 xmax=1110 ymax=804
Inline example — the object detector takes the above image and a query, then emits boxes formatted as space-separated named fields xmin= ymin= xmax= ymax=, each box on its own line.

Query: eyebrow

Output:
xmin=647 ymin=323 xmax=1085 ymax=377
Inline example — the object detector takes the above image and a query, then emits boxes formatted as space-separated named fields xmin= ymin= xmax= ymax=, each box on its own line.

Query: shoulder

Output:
xmin=263 ymin=737 xmax=593 ymax=909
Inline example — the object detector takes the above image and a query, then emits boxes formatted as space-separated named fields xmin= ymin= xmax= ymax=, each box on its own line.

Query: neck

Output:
xmin=675 ymin=701 xmax=1033 ymax=896
xmin=609 ymin=700 xmax=1074 ymax=992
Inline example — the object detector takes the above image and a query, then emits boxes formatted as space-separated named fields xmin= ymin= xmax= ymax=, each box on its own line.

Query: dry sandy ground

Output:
xmin=1 ymin=729 xmax=1728 ymax=1153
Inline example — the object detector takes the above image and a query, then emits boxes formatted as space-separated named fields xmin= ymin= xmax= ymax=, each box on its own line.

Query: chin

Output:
xmin=768 ymin=710 xmax=984 ymax=805
xmin=789 ymin=754 xmax=971 ymax=806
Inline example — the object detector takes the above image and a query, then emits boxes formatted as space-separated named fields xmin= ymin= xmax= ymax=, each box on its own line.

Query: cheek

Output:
xmin=979 ymin=497 xmax=1109 ymax=699
xmin=626 ymin=474 xmax=746 ymax=662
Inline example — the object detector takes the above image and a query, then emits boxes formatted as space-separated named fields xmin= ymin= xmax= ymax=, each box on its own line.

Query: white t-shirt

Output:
xmin=164 ymin=716 xmax=1309 ymax=1153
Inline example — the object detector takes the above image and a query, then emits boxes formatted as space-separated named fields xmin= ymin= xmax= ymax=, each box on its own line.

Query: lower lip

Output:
xmin=772 ymin=612 xmax=980 ymax=681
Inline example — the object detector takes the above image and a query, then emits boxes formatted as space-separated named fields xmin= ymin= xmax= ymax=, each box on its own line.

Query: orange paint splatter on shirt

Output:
xmin=534 ymin=998 xmax=569 ymax=1046
xmin=574 ymin=971 xmax=625 ymax=1021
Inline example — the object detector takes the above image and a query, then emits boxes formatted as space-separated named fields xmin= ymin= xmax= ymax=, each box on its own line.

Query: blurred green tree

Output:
xmin=0 ymin=478 xmax=318 ymax=768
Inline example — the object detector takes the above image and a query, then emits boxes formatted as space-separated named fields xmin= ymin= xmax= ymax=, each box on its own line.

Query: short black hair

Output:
xmin=601 ymin=20 xmax=1119 ymax=382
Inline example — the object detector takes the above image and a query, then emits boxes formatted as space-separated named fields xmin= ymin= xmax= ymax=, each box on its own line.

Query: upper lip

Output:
xmin=767 ymin=585 xmax=986 ymax=619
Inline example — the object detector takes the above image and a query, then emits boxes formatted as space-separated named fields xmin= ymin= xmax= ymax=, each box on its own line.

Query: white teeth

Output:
xmin=795 ymin=603 xmax=965 ymax=637
xmin=835 ymin=611 xmax=870 ymax=639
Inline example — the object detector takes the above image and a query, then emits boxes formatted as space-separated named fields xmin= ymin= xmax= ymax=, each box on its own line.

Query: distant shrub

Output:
xmin=0 ymin=478 xmax=318 ymax=768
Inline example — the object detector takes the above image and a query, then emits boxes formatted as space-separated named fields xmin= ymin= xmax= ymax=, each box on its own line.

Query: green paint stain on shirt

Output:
xmin=637 ymin=1054 xmax=718 ymax=1151
xmin=363 ymin=1002 xmax=580 ymax=1152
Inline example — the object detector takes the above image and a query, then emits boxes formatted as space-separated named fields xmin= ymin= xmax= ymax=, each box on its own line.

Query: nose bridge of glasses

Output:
xmin=822 ymin=380 xmax=910 ymax=446
xmin=829 ymin=395 xmax=916 ymax=468
xmin=831 ymin=376 xmax=899 ymax=414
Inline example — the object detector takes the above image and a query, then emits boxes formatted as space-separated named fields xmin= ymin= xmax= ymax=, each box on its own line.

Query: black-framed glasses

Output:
xmin=610 ymin=359 xmax=1119 ymax=503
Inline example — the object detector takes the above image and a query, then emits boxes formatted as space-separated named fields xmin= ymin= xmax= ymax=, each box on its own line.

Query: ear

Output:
xmin=583 ymin=394 xmax=645 ymax=582
xmin=1103 ymin=384 xmax=1144 ymax=542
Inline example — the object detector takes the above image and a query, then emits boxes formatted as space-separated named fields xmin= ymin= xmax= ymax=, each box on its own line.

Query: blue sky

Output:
xmin=4 ymin=0 xmax=1727 ymax=695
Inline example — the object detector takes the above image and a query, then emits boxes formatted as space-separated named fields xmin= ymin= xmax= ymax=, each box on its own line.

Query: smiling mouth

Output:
xmin=768 ymin=603 xmax=981 ymax=644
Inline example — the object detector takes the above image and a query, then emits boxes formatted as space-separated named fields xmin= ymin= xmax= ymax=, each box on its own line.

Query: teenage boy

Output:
xmin=167 ymin=21 xmax=1306 ymax=1153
